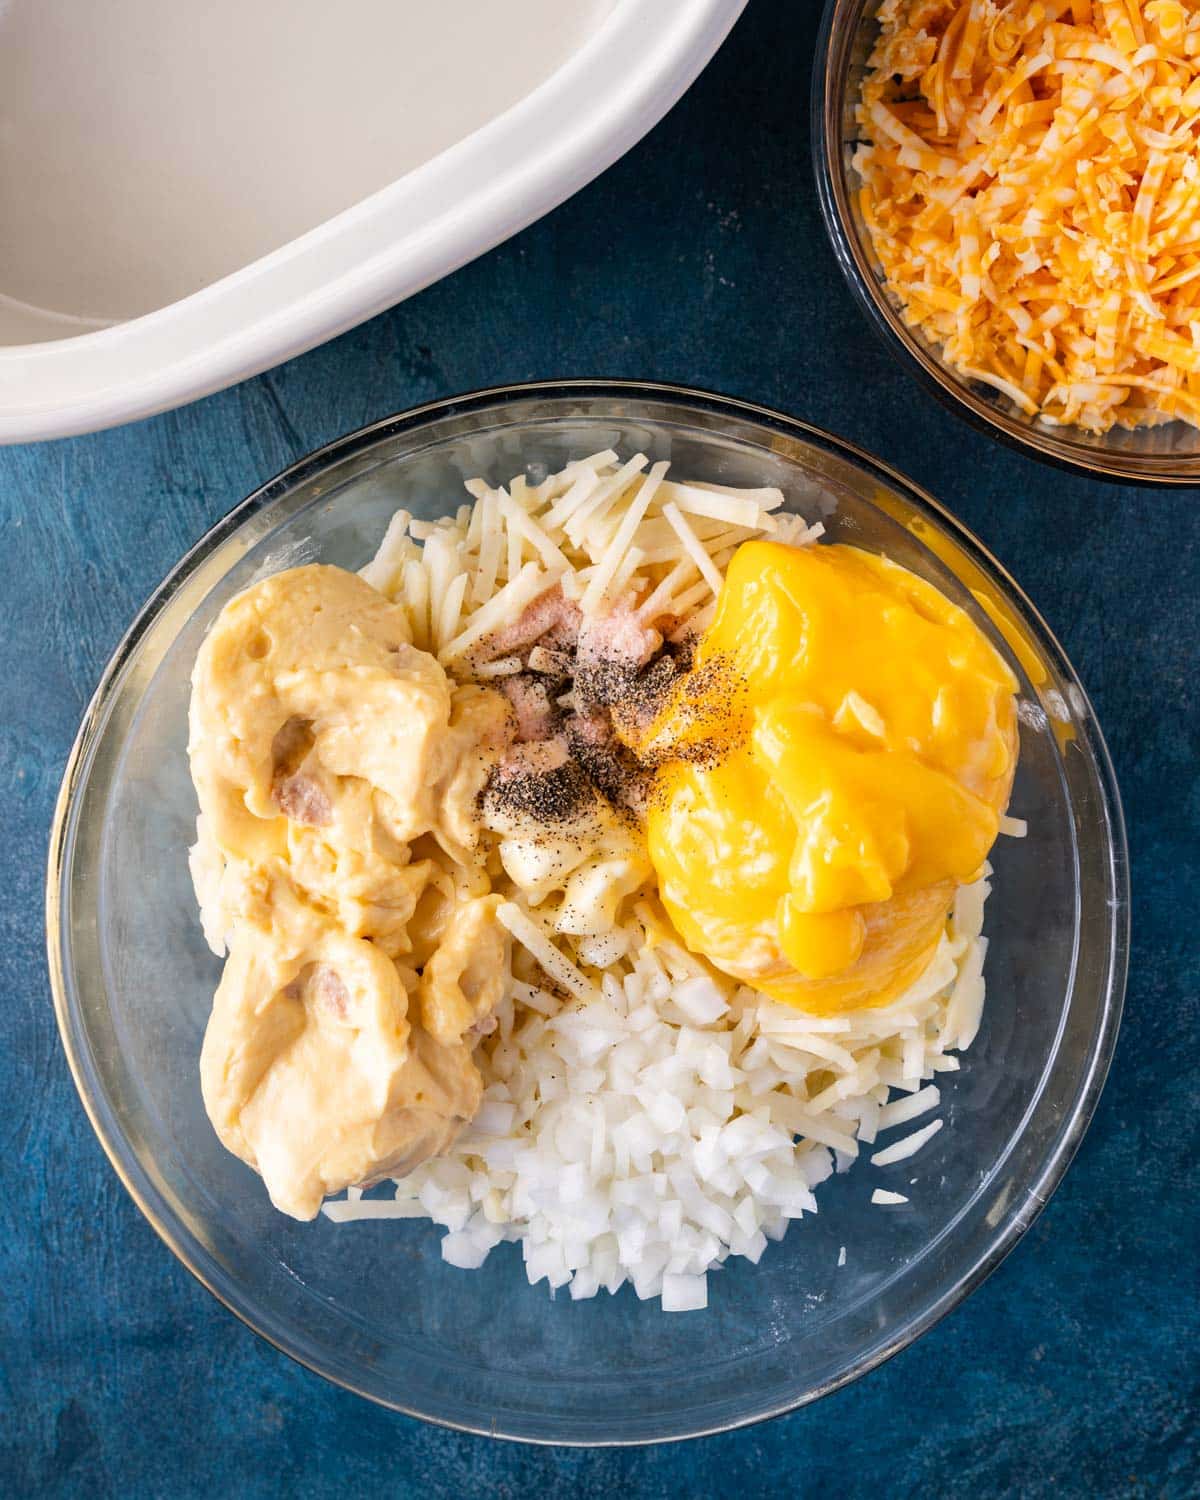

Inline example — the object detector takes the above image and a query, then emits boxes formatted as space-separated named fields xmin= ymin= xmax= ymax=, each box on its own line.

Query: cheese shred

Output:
xmin=855 ymin=0 xmax=1200 ymax=433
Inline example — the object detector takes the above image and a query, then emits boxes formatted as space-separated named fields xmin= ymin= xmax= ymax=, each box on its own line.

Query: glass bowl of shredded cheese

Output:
xmin=815 ymin=0 xmax=1200 ymax=482
xmin=47 ymin=382 xmax=1128 ymax=1441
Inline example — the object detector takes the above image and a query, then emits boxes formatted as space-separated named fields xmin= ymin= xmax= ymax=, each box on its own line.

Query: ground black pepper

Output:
xmin=474 ymin=608 xmax=744 ymax=835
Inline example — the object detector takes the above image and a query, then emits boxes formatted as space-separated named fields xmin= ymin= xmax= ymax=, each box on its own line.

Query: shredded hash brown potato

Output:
xmin=310 ymin=455 xmax=1020 ymax=1308
xmin=855 ymin=0 xmax=1200 ymax=433
xmin=358 ymin=448 xmax=820 ymax=657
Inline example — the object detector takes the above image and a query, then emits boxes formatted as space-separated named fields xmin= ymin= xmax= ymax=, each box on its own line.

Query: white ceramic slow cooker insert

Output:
xmin=0 ymin=0 xmax=745 ymax=441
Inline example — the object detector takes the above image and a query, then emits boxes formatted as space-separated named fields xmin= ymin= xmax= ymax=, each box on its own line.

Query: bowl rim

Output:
xmin=45 ymin=378 xmax=1130 ymax=1444
xmin=811 ymin=0 xmax=1200 ymax=487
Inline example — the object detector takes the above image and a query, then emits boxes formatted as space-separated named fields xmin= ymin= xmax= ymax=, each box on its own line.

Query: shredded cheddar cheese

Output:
xmin=855 ymin=0 xmax=1200 ymax=433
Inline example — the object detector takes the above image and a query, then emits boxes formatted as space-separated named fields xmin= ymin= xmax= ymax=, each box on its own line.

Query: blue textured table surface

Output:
xmin=2 ymin=4 xmax=1196 ymax=1495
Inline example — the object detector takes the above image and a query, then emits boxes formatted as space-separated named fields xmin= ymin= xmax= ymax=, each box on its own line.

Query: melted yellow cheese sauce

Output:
xmin=643 ymin=541 xmax=1019 ymax=1014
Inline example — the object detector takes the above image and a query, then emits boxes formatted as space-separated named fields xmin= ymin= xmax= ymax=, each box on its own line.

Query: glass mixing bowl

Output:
xmin=813 ymin=0 xmax=1200 ymax=485
xmin=47 ymin=382 xmax=1128 ymax=1443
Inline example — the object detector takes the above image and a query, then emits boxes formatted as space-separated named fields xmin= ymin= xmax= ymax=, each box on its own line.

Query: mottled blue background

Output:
xmin=1 ymin=3 xmax=1196 ymax=1495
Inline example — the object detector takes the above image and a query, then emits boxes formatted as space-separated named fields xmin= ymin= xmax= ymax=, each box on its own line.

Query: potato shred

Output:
xmin=856 ymin=0 xmax=1200 ymax=432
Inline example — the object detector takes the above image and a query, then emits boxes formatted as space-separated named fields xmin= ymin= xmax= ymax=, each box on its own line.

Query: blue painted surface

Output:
xmin=0 ymin=3 xmax=1196 ymax=1494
